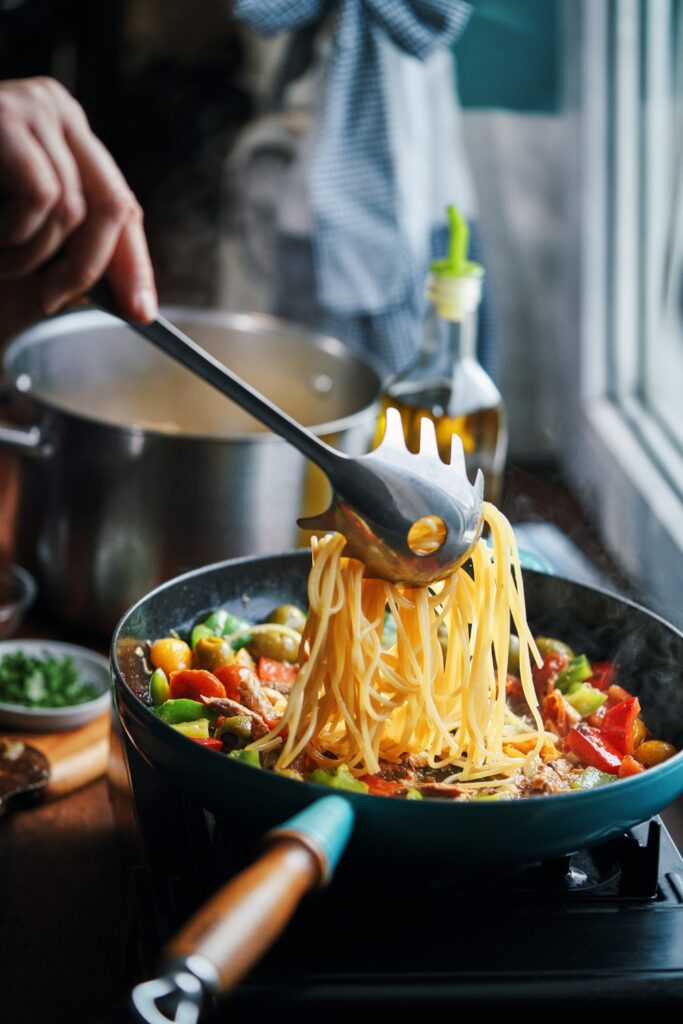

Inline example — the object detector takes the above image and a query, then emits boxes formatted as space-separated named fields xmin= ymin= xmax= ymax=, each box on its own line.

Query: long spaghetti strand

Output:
xmin=250 ymin=504 xmax=546 ymax=788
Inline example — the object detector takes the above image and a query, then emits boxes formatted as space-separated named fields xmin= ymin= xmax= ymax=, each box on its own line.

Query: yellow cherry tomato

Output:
xmin=635 ymin=740 xmax=676 ymax=767
xmin=632 ymin=717 xmax=647 ymax=749
xmin=150 ymin=637 xmax=191 ymax=675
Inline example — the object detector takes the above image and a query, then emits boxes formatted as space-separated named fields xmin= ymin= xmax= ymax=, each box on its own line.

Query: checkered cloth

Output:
xmin=273 ymin=222 xmax=498 ymax=379
xmin=235 ymin=2 xmax=472 ymax=361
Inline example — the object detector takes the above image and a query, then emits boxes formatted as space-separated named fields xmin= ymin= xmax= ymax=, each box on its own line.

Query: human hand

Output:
xmin=0 ymin=76 xmax=157 ymax=338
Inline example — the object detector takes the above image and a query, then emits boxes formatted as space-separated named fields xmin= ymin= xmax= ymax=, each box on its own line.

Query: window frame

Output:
xmin=560 ymin=0 xmax=683 ymax=627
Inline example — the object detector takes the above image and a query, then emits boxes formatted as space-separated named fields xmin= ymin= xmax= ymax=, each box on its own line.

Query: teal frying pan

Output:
xmin=112 ymin=550 xmax=683 ymax=867
xmin=113 ymin=551 xmax=683 ymax=1019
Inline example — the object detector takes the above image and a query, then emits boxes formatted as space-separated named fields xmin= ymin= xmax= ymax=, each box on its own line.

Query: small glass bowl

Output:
xmin=0 ymin=562 xmax=37 ymax=640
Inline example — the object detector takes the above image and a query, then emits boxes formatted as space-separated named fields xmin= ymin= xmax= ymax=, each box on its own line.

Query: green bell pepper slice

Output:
xmin=556 ymin=654 xmax=593 ymax=693
xmin=194 ymin=610 xmax=254 ymax=651
xmin=564 ymin=683 xmax=607 ymax=718
xmin=221 ymin=612 xmax=252 ymax=636
xmin=221 ymin=615 xmax=254 ymax=651
xmin=203 ymin=609 xmax=229 ymax=633
xmin=171 ymin=718 xmax=210 ymax=739
xmin=149 ymin=668 xmax=170 ymax=706
xmin=155 ymin=698 xmax=212 ymax=724
xmin=229 ymin=748 xmax=261 ymax=768
xmin=405 ymin=788 xmax=423 ymax=800
xmin=309 ymin=764 xmax=370 ymax=794
xmin=570 ymin=766 xmax=618 ymax=789
xmin=190 ymin=623 xmax=214 ymax=649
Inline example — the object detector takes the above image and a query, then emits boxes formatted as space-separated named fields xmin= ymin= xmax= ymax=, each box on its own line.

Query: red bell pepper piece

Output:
xmin=618 ymin=754 xmax=644 ymax=778
xmin=191 ymin=737 xmax=224 ymax=750
xmin=600 ymin=695 xmax=641 ymax=756
xmin=214 ymin=663 xmax=252 ymax=702
xmin=360 ymin=775 xmax=405 ymax=797
xmin=532 ymin=652 xmax=570 ymax=698
xmin=169 ymin=669 xmax=226 ymax=701
xmin=607 ymin=683 xmax=632 ymax=705
xmin=589 ymin=661 xmax=615 ymax=691
xmin=566 ymin=724 xmax=623 ymax=773
xmin=587 ymin=704 xmax=607 ymax=729
xmin=257 ymin=657 xmax=298 ymax=687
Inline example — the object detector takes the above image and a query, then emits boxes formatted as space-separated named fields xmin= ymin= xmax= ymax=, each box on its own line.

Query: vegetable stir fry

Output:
xmin=145 ymin=609 xmax=676 ymax=799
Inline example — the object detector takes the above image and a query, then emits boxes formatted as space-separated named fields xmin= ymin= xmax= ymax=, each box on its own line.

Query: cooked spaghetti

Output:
xmin=251 ymin=503 xmax=546 ymax=791
xmin=146 ymin=507 xmax=677 ymax=798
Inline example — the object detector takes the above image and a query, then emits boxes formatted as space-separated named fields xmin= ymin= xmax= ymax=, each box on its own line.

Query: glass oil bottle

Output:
xmin=377 ymin=206 xmax=507 ymax=505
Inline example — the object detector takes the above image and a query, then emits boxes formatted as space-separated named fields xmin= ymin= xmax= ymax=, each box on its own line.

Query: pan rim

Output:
xmin=110 ymin=549 xmax=683 ymax=807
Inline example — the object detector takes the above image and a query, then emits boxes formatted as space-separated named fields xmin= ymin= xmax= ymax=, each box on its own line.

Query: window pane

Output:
xmin=642 ymin=0 xmax=683 ymax=451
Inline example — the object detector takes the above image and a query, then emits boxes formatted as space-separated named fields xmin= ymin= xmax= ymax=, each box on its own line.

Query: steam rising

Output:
xmin=526 ymin=571 xmax=683 ymax=747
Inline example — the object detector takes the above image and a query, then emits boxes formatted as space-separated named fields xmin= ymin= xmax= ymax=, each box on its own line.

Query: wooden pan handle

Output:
xmin=165 ymin=837 xmax=321 ymax=997
xmin=131 ymin=796 xmax=354 ymax=1024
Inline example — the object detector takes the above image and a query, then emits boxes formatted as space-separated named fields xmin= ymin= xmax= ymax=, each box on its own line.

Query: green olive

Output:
xmin=265 ymin=604 xmax=306 ymax=632
xmin=508 ymin=634 xmax=520 ymax=675
xmin=534 ymin=636 xmax=575 ymax=660
xmin=193 ymin=636 xmax=234 ymax=672
xmin=248 ymin=630 xmax=300 ymax=662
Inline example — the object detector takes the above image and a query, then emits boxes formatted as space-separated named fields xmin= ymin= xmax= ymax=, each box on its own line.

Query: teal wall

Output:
xmin=455 ymin=0 xmax=562 ymax=112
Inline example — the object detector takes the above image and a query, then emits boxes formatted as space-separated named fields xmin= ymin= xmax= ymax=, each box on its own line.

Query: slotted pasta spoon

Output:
xmin=91 ymin=290 xmax=484 ymax=585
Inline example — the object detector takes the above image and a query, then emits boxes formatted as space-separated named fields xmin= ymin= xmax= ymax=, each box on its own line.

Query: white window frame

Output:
xmin=561 ymin=0 xmax=683 ymax=627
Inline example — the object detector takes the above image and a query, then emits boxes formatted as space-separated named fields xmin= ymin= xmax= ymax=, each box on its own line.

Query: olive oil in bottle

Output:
xmin=377 ymin=206 xmax=507 ymax=505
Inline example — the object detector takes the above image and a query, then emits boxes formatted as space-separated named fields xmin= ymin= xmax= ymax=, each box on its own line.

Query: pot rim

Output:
xmin=2 ymin=307 xmax=383 ymax=443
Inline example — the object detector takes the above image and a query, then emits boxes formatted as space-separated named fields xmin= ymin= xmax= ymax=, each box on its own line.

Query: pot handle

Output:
xmin=0 ymin=423 xmax=53 ymax=458
xmin=0 ymin=379 xmax=53 ymax=458
xmin=130 ymin=795 xmax=355 ymax=1024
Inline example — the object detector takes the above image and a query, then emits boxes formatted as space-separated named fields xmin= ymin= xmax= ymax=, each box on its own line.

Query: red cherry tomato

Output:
xmin=168 ymin=669 xmax=226 ymax=701
xmin=214 ymin=663 xmax=252 ymax=702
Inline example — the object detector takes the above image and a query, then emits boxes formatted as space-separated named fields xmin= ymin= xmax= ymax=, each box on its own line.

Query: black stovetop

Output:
xmin=112 ymin=733 xmax=683 ymax=1018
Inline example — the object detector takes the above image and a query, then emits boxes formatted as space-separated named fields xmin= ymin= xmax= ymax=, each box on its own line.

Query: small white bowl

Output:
xmin=0 ymin=640 xmax=111 ymax=731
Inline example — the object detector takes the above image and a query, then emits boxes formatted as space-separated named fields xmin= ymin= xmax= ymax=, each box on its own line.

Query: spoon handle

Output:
xmin=90 ymin=285 xmax=342 ymax=474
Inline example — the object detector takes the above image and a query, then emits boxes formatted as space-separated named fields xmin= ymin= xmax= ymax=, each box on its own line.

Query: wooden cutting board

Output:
xmin=0 ymin=711 xmax=110 ymax=813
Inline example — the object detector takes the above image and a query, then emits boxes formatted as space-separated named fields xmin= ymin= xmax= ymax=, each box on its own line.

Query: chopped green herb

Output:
xmin=0 ymin=652 xmax=99 ymax=708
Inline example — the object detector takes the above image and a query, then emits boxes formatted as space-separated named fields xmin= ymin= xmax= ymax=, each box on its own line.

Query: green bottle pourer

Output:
xmin=429 ymin=204 xmax=484 ymax=322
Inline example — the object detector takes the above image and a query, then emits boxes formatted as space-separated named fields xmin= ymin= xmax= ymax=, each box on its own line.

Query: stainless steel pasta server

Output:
xmin=90 ymin=286 xmax=483 ymax=586
xmin=297 ymin=409 xmax=484 ymax=585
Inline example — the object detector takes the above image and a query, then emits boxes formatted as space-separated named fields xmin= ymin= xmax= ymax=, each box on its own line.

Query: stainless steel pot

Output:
xmin=0 ymin=308 xmax=381 ymax=634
